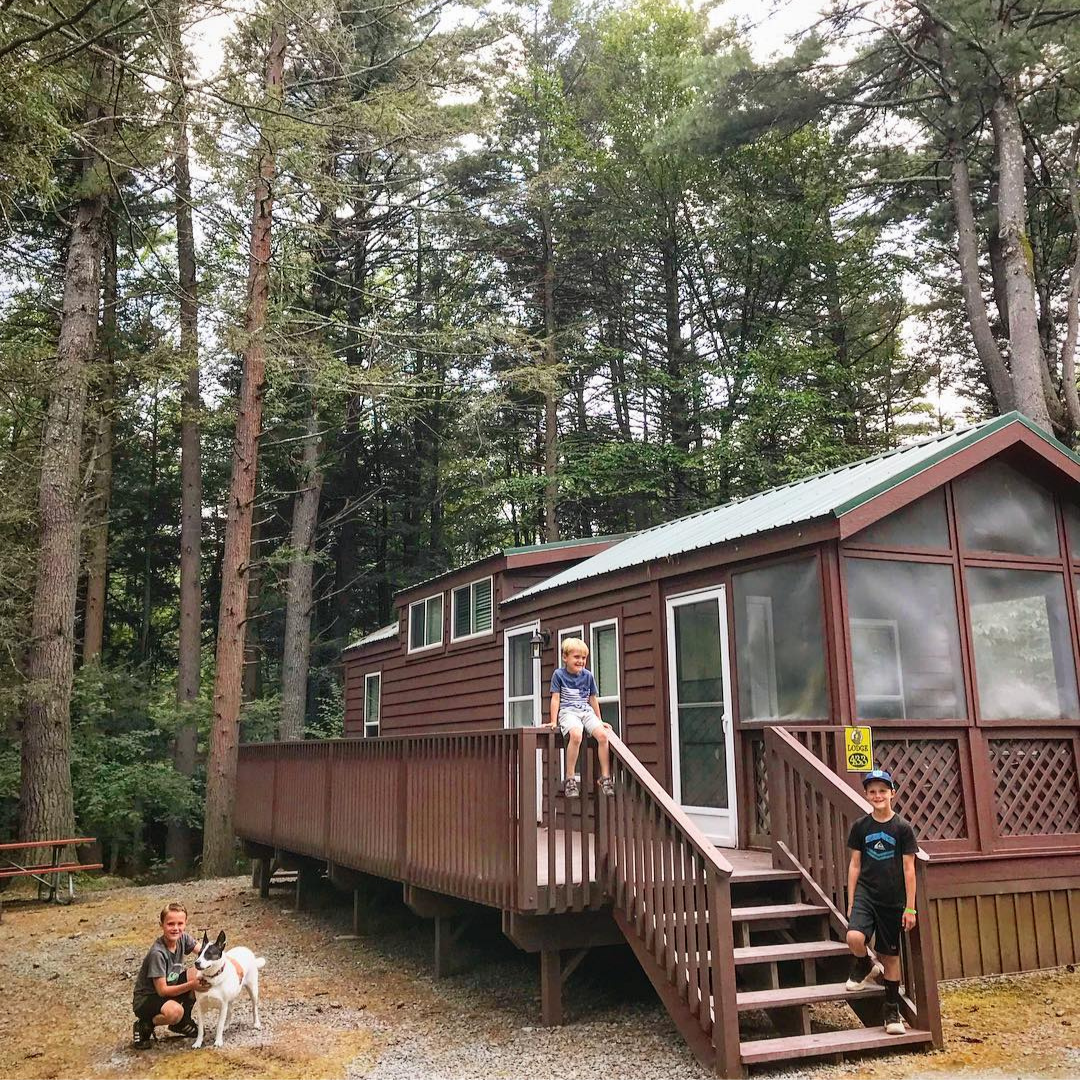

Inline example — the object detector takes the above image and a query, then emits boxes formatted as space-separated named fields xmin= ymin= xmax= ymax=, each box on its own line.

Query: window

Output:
xmin=967 ymin=567 xmax=1079 ymax=720
xmin=558 ymin=625 xmax=584 ymax=653
xmin=505 ymin=622 xmax=539 ymax=727
xmin=954 ymin=460 xmax=1059 ymax=557
xmin=845 ymin=558 xmax=966 ymax=720
xmin=853 ymin=489 xmax=949 ymax=550
xmin=733 ymin=557 xmax=829 ymax=720
xmin=451 ymin=577 xmax=493 ymax=641
xmin=364 ymin=673 xmax=381 ymax=737
xmin=408 ymin=593 xmax=443 ymax=652
xmin=590 ymin=619 xmax=621 ymax=735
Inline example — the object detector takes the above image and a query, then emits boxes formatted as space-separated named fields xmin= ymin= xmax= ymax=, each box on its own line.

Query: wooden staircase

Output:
xmin=599 ymin=729 xmax=943 ymax=1077
xmin=729 ymin=860 xmax=933 ymax=1067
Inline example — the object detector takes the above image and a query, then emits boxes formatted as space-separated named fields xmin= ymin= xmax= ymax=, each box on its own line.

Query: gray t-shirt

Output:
xmin=132 ymin=932 xmax=196 ymax=1007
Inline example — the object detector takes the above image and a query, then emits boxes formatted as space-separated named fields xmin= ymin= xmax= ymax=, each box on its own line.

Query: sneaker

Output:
xmin=564 ymin=776 xmax=580 ymax=798
xmin=598 ymin=776 xmax=615 ymax=796
xmin=168 ymin=1019 xmax=198 ymax=1038
xmin=883 ymin=1003 xmax=906 ymax=1035
xmin=131 ymin=1019 xmax=154 ymax=1050
xmin=845 ymin=954 xmax=883 ymax=991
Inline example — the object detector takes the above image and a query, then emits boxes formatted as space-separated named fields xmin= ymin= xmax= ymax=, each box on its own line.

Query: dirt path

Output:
xmin=0 ymin=876 xmax=1077 ymax=1079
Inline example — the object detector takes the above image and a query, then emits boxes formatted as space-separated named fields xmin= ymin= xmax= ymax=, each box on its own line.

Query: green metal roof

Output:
xmin=345 ymin=622 xmax=398 ymax=651
xmin=506 ymin=413 xmax=1067 ymax=605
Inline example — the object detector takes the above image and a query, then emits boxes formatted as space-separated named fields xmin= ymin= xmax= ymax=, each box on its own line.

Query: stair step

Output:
xmin=737 ymin=981 xmax=883 ymax=1011
xmin=730 ymin=867 xmax=801 ymax=883
xmin=734 ymin=940 xmax=850 ymax=965
xmin=740 ymin=1025 xmax=933 ymax=1065
xmin=731 ymin=903 xmax=829 ymax=922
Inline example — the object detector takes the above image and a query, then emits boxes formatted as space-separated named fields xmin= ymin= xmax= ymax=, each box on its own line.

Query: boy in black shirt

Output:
xmin=844 ymin=769 xmax=918 ymax=1036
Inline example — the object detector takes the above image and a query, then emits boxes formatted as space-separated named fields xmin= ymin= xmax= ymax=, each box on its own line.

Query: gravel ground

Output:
xmin=0 ymin=874 xmax=1077 ymax=1080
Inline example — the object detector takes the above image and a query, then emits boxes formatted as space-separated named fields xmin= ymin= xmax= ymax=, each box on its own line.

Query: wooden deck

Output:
xmin=536 ymin=830 xmax=772 ymax=887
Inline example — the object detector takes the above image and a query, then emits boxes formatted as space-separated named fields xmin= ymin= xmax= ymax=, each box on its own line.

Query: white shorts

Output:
xmin=558 ymin=709 xmax=603 ymax=739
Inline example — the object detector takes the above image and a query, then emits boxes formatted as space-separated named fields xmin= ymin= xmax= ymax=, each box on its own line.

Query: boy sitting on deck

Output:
xmin=548 ymin=637 xmax=614 ymax=798
xmin=130 ymin=902 xmax=206 ymax=1049
xmin=844 ymin=769 xmax=919 ymax=1037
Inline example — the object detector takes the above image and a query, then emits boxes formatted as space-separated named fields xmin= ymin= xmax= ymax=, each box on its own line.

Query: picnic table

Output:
xmin=0 ymin=837 xmax=102 ymax=922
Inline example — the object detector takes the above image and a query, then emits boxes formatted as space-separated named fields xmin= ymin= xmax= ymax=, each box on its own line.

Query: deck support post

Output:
xmin=540 ymin=949 xmax=562 ymax=1026
xmin=433 ymin=915 xmax=469 ymax=978
xmin=295 ymin=864 xmax=320 ymax=912
xmin=254 ymin=856 xmax=272 ymax=898
xmin=353 ymin=889 xmax=364 ymax=935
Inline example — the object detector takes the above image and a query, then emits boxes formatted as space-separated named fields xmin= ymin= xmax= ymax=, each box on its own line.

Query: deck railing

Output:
xmin=235 ymin=732 xmax=520 ymax=909
xmin=601 ymin=731 xmax=741 ymax=1076
xmin=764 ymin=726 xmax=943 ymax=1046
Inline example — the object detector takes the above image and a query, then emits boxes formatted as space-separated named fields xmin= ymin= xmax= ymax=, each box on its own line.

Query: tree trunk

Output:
xmin=279 ymin=405 xmax=324 ymax=740
xmin=20 ymin=71 xmax=110 ymax=844
xmin=138 ymin=384 xmax=159 ymax=662
xmin=202 ymin=22 xmax=285 ymax=877
xmin=661 ymin=204 xmax=691 ymax=510
xmin=82 ymin=216 xmax=117 ymax=663
xmin=990 ymin=89 xmax=1053 ymax=431
xmin=539 ymin=202 xmax=560 ymax=542
xmin=167 ymin=0 xmax=203 ymax=873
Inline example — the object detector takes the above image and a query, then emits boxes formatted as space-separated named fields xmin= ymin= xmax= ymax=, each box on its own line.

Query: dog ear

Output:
xmin=201 ymin=930 xmax=209 ymax=945
xmin=215 ymin=930 xmax=227 ymax=948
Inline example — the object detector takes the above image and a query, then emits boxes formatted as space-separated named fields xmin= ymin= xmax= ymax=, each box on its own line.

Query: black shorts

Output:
xmin=133 ymin=990 xmax=195 ymax=1022
xmin=849 ymin=891 xmax=903 ymax=956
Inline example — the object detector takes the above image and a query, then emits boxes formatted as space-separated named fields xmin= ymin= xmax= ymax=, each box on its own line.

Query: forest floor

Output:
xmin=0 ymin=873 xmax=1077 ymax=1080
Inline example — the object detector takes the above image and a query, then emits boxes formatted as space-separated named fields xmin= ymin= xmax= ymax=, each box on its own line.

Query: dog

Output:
xmin=191 ymin=930 xmax=266 ymax=1048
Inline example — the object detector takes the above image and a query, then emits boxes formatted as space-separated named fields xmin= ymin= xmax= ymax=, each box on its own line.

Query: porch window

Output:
xmin=967 ymin=567 xmax=1079 ymax=720
xmin=451 ymin=576 xmax=493 ymax=641
xmin=590 ymin=619 xmax=621 ymax=735
xmin=558 ymin=625 xmax=584 ymax=653
xmin=408 ymin=593 xmax=443 ymax=652
xmin=505 ymin=623 xmax=539 ymax=727
xmin=732 ymin=557 xmax=828 ymax=720
xmin=364 ymin=672 xmax=381 ymax=737
xmin=954 ymin=460 xmax=1059 ymax=557
xmin=845 ymin=559 xmax=966 ymax=720
xmin=852 ymin=488 xmax=949 ymax=550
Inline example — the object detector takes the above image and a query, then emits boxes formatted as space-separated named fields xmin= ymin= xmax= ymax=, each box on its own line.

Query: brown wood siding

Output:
xmin=927 ymin=865 xmax=1080 ymax=978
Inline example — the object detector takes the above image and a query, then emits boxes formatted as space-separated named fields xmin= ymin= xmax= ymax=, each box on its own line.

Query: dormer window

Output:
xmin=408 ymin=593 xmax=443 ymax=652
xmin=452 ymin=577 xmax=493 ymax=641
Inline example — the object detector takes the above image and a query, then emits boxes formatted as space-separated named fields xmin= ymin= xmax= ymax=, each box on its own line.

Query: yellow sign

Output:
xmin=844 ymin=726 xmax=874 ymax=772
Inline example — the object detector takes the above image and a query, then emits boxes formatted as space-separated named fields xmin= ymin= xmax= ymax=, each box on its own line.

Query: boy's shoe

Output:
xmin=883 ymin=1003 xmax=906 ymax=1035
xmin=845 ymin=954 xmax=883 ymax=991
xmin=564 ymin=776 xmax=580 ymax=797
xmin=167 ymin=1019 xmax=198 ymax=1038
xmin=598 ymin=776 xmax=615 ymax=796
xmin=131 ymin=1019 xmax=155 ymax=1050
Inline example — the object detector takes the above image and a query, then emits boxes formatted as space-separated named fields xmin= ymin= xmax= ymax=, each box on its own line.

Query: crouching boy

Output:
xmin=131 ymin=902 xmax=203 ymax=1048
xmin=845 ymin=769 xmax=918 ymax=1036
xmin=548 ymin=637 xmax=614 ymax=797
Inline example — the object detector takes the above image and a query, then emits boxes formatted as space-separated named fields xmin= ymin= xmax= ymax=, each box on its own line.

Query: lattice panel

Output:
xmin=874 ymin=737 xmax=968 ymax=840
xmin=989 ymin=738 xmax=1080 ymax=837
xmin=751 ymin=735 xmax=770 ymax=836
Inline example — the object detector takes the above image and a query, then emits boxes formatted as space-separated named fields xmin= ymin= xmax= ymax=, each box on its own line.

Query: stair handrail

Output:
xmin=764 ymin=725 xmax=943 ymax=1047
xmin=598 ymin=730 xmax=742 ymax=1077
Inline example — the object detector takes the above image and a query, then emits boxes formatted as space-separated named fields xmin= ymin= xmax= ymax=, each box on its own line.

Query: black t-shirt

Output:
xmin=847 ymin=812 xmax=918 ymax=906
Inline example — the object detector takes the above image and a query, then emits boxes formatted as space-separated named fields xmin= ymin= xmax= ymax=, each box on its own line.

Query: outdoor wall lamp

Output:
xmin=530 ymin=628 xmax=550 ymax=660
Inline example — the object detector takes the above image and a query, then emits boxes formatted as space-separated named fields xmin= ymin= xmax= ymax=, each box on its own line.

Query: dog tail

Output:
xmin=256 ymin=957 xmax=266 ymax=969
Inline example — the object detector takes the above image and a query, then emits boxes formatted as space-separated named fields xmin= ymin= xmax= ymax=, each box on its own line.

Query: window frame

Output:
xmin=557 ymin=625 xmax=584 ymax=657
xmin=450 ymin=575 xmax=495 ymax=643
xmin=364 ymin=671 xmax=381 ymax=738
xmin=589 ymin=618 xmax=621 ymax=732
xmin=849 ymin=616 xmax=907 ymax=720
xmin=407 ymin=592 xmax=444 ymax=654
xmin=504 ymin=620 xmax=541 ymax=728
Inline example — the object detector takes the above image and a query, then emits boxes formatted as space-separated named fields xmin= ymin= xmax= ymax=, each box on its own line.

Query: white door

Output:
xmin=666 ymin=588 xmax=738 ymax=847
xmin=504 ymin=621 xmax=541 ymax=728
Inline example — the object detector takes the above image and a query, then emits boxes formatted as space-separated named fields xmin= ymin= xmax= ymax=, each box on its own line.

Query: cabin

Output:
xmin=235 ymin=412 xmax=1080 ymax=1076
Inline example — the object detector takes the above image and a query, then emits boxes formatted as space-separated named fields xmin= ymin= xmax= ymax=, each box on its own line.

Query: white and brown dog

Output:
xmin=192 ymin=930 xmax=266 ymax=1048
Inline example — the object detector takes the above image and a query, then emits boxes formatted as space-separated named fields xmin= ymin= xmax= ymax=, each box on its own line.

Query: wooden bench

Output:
xmin=0 ymin=837 xmax=103 ymax=922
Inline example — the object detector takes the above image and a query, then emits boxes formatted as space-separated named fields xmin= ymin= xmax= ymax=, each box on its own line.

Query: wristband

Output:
xmin=904 ymin=907 xmax=916 ymax=914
